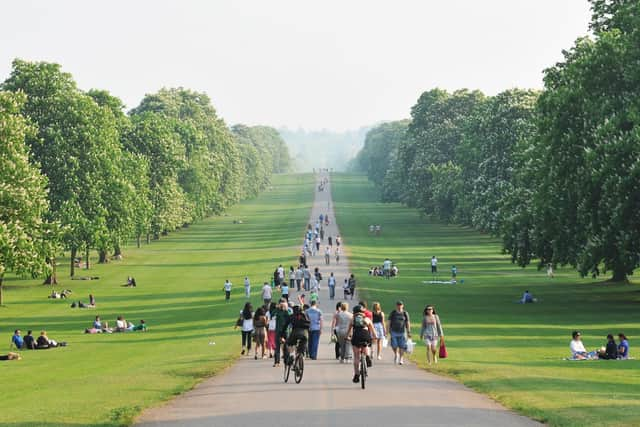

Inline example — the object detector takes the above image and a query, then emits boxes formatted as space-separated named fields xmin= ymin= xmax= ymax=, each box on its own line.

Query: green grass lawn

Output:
xmin=331 ymin=173 xmax=640 ymax=427
xmin=0 ymin=174 xmax=314 ymax=427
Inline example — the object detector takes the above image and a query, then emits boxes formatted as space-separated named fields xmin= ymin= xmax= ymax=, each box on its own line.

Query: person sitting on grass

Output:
xmin=23 ymin=330 xmax=37 ymax=349
xmin=391 ymin=265 xmax=399 ymax=277
xmin=618 ymin=333 xmax=630 ymax=359
xmin=569 ymin=331 xmax=598 ymax=359
xmin=10 ymin=330 xmax=23 ymax=350
xmin=115 ymin=316 xmax=128 ymax=332
xmin=123 ymin=276 xmax=137 ymax=287
xmin=520 ymin=290 xmax=535 ymax=304
xmin=36 ymin=331 xmax=59 ymax=349
xmin=598 ymin=334 xmax=618 ymax=360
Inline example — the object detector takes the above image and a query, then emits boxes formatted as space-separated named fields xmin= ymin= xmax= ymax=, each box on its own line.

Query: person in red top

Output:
xmin=359 ymin=300 xmax=373 ymax=321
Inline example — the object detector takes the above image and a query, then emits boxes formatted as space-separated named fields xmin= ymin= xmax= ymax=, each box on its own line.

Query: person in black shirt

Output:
xmin=599 ymin=334 xmax=618 ymax=359
xmin=23 ymin=330 xmax=36 ymax=350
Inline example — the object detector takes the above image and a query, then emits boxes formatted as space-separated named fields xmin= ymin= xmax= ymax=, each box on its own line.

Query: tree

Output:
xmin=0 ymin=91 xmax=55 ymax=304
xmin=2 ymin=59 xmax=127 ymax=276
xmin=355 ymin=120 xmax=409 ymax=189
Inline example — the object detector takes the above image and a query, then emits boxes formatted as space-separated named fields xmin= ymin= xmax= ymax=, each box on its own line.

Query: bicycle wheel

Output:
xmin=294 ymin=354 xmax=304 ymax=383
xmin=360 ymin=353 xmax=367 ymax=389
xmin=283 ymin=356 xmax=291 ymax=383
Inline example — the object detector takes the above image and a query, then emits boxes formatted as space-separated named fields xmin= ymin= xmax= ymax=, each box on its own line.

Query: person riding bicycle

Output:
xmin=284 ymin=305 xmax=310 ymax=365
xmin=347 ymin=305 xmax=375 ymax=383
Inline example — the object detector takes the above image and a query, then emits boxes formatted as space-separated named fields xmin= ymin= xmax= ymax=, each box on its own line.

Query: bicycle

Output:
xmin=356 ymin=344 xmax=368 ymax=389
xmin=283 ymin=339 xmax=305 ymax=384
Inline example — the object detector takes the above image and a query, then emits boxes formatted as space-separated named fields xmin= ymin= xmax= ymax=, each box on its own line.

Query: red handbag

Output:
xmin=439 ymin=337 xmax=448 ymax=359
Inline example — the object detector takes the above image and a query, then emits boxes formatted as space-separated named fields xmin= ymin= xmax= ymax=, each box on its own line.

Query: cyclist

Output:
xmin=347 ymin=305 xmax=375 ymax=383
xmin=284 ymin=305 xmax=310 ymax=365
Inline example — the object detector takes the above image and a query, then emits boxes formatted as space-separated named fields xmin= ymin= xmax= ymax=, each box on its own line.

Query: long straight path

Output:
xmin=136 ymin=173 xmax=539 ymax=427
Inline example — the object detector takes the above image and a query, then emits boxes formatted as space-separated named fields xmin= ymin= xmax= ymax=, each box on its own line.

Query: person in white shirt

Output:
xmin=335 ymin=247 xmax=340 ymax=264
xmin=244 ymin=277 xmax=251 ymax=299
xmin=223 ymin=280 xmax=232 ymax=302
xmin=328 ymin=272 xmax=336 ymax=300
xmin=431 ymin=256 xmax=438 ymax=274
xmin=325 ymin=246 xmax=331 ymax=265
xmin=570 ymin=331 xmax=597 ymax=359
xmin=262 ymin=282 xmax=272 ymax=306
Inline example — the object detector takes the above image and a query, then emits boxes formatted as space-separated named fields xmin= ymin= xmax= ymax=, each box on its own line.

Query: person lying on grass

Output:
xmin=570 ymin=331 xmax=598 ymax=359
xmin=0 ymin=352 xmax=21 ymax=361
xmin=85 ymin=316 xmax=113 ymax=333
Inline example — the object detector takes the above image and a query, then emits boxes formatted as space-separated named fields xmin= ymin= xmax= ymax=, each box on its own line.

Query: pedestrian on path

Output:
xmin=320 ymin=227 xmax=324 ymax=241
xmin=420 ymin=305 xmax=444 ymax=365
xmin=266 ymin=303 xmax=277 ymax=358
xmin=223 ymin=279 xmax=232 ymax=302
xmin=295 ymin=265 xmax=303 ymax=291
xmin=332 ymin=302 xmax=353 ymax=363
xmin=314 ymin=267 xmax=323 ymax=289
xmin=235 ymin=302 xmax=254 ymax=355
xmin=253 ymin=307 xmax=268 ymax=359
xmin=348 ymin=274 xmax=356 ymax=300
xmin=315 ymin=236 xmax=321 ymax=253
xmin=289 ymin=266 xmax=296 ymax=289
xmin=388 ymin=301 xmax=411 ymax=365
xmin=336 ymin=235 xmax=341 ymax=247
xmin=335 ymin=246 xmax=340 ymax=264
xmin=303 ymin=265 xmax=311 ymax=291
xmin=372 ymin=302 xmax=386 ymax=359
xmin=343 ymin=278 xmax=350 ymax=299
xmin=261 ymin=282 xmax=272 ymax=307
xmin=328 ymin=236 xmax=333 ymax=247
xmin=324 ymin=246 xmax=331 ymax=265
xmin=244 ymin=276 xmax=251 ymax=298
xmin=328 ymin=272 xmax=336 ymax=300
xmin=306 ymin=300 xmax=323 ymax=359
xmin=273 ymin=299 xmax=291 ymax=367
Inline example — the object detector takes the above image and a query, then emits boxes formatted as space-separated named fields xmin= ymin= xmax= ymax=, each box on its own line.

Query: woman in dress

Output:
xmin=371 ymin=302 xmax=386 ymax=360
xmin=253 ymin=307 xmax=268 ymax=359
xmin=420 ymin=305 xmax=444 ymax=364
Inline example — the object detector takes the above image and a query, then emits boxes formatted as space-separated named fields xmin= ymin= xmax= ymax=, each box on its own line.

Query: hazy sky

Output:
xmin=1 ymin=0 xmax=592 ymax=130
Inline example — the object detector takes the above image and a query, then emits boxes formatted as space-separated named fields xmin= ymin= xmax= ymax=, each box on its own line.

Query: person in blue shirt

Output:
xmin=10 ymin=329 xmax=24 ymax=350
xmin=618 ymin=333 xmax=630 ymax=359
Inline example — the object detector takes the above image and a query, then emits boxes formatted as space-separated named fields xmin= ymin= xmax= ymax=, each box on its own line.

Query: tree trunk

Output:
xmin=611 ymin=269 xmax=628 ymax=283
xmin=43 ymin=256 xmax=59 ymax=285
xmin=0 ymin=274 xmax=4 ymax=306
xmin=114 ymin=244 xmax=122 ymax=257
xmin=146 ymin=233 xmax=151 ymax=244
xmin=137 ymin=234 xmax=141 ymax=248
xmin=98 ymin=249 xmax=108 ymax=264
xmin=70 ymin=247 xmax=77 ymax=277
xmin=85 ymin=247 xmax=90 ymax=270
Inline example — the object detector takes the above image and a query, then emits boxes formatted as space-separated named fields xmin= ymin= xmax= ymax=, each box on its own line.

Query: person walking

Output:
xmin=253 ymin=307 xmax=268 ymax=359
xmin=306 ymin=300 xmax=323 ymax=360
xmin=273 ymin=299 xmax=291 ymax=367
xmin=336 ymin=235 xmax=341 ymax=247
xmin=387 ymin=301 xmax=411 ymax=365
xmin=420 ymin=305 xmax=444 ymax=365
xmin=314 ymin=267 xmax=323 ymax=289
xmin=261 ymin=282 xmax=272 ymax=307
xmin=324 ymin=246 xmax=331 ymax=265
xmin=303 ymin=265 xmax=311 ymax=291
xmin=244 ymin=276 xmax=251 ymax=298
xmin=295 ymin=265 xmax=303 ymax=291
xmin=315 ymin=235 xmax=321 ymax=254
xmin=320 ymin=226 xmax=324 ymax=241
xmin=266 ymin=302 xmax=277 ymax=358
xmin=328 ymin=236 xmax=333 ymax=247
xmin=335 ymin=246 xmax=340 ymax=264
xmin=332 ymin=302 xmax=353 ymax=363
xmin=343 ymin=278 xmax=350 ymax=299
xmin=328 ymin=272 xmax=336 ymax=300
xmin=289 ymin=266 xmax=296 ymax=289
xmin=348 ymin=274 xmax=356 ymax=300
xmin=372 ymin=302 xmax=387 ymax=359
xmin=223 ymin=279 xmax=232 ymax=302
xmin=235 ymin=302 xmax=254 ymax=355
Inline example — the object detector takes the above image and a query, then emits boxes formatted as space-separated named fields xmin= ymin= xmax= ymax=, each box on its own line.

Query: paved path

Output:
xmin=137 ymin=173 xmax=539 ymax=427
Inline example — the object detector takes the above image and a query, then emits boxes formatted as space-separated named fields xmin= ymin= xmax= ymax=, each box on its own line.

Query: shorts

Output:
xmin=424 ymin=335 xmax=438 ymax=347
xmin=351 ymin=330 xmax=371 ymax=347
xmin=390 ymin=332 xmax=407 ymax=350
xmin=373 ymin=322 xmax=385 ymax=340
xmin=286 ymin=331 xmax=308 ymax=349
xmin=431 ymin=266 xmax=437 ymax=273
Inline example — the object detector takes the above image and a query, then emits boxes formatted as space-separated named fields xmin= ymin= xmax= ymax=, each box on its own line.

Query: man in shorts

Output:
xmin=387 ymin=301 xmax=411 ymax=365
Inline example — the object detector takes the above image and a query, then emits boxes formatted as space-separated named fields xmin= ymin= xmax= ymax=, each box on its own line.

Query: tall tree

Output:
xmin=0 ymin=91 xmax=55 ymax=304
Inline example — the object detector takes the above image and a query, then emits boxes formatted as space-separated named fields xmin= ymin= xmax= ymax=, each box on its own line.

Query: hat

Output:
xmin=396 ymin=300 xmax=404 ymax=305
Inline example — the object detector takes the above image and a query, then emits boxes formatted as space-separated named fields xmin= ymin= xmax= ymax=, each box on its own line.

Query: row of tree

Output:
xmin=0 ymin=59 xmax=290 ymax=303
xmin=353 ymin=0 xmax=639 ymax=282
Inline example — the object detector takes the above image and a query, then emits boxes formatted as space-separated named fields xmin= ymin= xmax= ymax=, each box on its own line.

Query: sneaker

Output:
xmin=399 ymin=357 xmax=404 ymax=365
xmin=352 ymin=374 xmax=360 ymax=383
xmin=393 ymin=354 xmax=398 ymax=364
xmin=254 ymin=355 xmax=258 ymax=360
xmin=241 ymin=349 xmax=245 ymax=355
xmin=273 ymin=363 xmax=279 ymax=367
xmin=366 ymin=355 xmax=372 ymax=367
xmin=377 ymin=355 xmax=382 ymax=360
